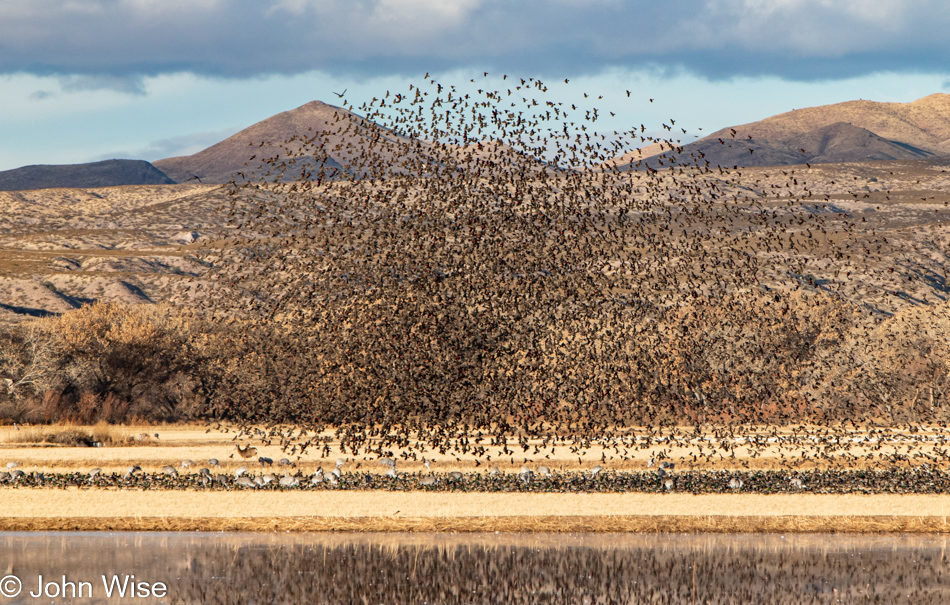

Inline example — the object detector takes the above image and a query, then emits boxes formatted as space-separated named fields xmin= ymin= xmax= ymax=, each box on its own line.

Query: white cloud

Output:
xmin=0 ymin=1 xmax=949 ymax=85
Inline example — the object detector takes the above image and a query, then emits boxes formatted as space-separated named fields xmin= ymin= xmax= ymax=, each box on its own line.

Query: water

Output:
xmin=0 ymin=532 xmax=947 ymax=603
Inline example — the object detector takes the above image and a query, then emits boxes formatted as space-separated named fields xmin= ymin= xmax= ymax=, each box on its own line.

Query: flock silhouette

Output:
xmin=182 ymin=72 xmax=950 ymax=468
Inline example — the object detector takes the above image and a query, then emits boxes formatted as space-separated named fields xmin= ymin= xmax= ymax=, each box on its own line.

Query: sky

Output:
xmin=2 ymin=0 xmax=950 ymax=172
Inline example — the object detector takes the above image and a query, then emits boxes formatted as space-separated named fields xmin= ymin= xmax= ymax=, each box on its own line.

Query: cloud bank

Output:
xmin=2 ymin=0 xmax=949 ymax=86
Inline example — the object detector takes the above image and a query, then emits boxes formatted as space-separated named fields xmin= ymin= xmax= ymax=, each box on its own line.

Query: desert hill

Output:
xmin=0 ymin=159 xmax=175 ymax=191
xmin=153 ymin=100 xmax=412 ymax=184
xmin=628 ymin=93 xmax=950 ymax=169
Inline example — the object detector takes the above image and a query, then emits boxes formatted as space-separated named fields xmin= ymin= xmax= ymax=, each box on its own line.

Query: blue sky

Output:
xmin=1 ymin=0 xmax=949 ymax=172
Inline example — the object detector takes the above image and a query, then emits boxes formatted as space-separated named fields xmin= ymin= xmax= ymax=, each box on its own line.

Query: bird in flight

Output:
xmin=333 ymin=89 xmax=347 ymax=98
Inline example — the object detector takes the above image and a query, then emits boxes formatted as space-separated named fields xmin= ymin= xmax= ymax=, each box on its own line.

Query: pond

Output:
xmin=0 ymin=532 xmax=947 ymax=603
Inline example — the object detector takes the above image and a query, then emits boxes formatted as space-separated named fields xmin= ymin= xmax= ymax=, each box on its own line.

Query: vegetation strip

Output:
xmin=3 ymin=468 xmax=950 ymax=494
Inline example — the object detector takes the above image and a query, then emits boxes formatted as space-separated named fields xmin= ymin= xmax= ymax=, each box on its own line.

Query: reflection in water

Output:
xmin=1 ymin=532 xmax=948 ymax=603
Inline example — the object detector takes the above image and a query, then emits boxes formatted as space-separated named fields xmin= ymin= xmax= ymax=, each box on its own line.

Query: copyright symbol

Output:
xmin=0 ymin=575 xmax=21 ymax=597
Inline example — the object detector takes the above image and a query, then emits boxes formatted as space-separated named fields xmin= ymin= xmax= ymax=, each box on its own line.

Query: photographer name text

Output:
xmin=0 ymin=574 xmax=166 ymax=599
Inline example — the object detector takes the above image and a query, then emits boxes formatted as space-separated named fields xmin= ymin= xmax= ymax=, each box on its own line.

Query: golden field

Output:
xmin=2 ymin=423 xmax=950 ymax=532
xmin=1 ymin=489 xmax=949 ymax=533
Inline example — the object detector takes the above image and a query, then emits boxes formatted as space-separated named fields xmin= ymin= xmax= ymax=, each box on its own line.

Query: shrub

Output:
xmin=0 ymin=302 xmax=208 ymax=423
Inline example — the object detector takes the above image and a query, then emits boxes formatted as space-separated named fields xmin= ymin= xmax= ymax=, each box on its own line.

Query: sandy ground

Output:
xmin=1 ymin=490 xmax=949 ymax=532
xmin=4 ymin=490 xmax=949 ymax=518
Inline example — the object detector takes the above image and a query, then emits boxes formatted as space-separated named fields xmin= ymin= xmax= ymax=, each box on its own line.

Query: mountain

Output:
xmin=0 ymin=159 xmax=175 ymax=191
xmin=626 ymin=93 xmax=950 ymax=169
xmin=153 ymin=100 xmax=410 ymax=184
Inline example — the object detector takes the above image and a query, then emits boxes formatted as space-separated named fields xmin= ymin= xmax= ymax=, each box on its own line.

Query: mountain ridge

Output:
xmin=0 ymin=159 xmax=174 ymax=192
xmin=627 ymin=93 xmax=950 ymax=169
xmin=152 ymin=100 xmax=395 ymax=183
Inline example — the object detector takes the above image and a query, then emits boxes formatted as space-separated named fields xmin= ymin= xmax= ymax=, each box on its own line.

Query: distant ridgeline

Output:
xmin=0 ymin=159 xmax=176 ymax=191
xmin=629 ymin=93 xmax=950 ymax=169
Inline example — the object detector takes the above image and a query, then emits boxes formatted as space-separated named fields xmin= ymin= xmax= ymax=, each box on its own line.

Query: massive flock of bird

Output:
xmin=180 ymin=73 xmax=950 ymax=465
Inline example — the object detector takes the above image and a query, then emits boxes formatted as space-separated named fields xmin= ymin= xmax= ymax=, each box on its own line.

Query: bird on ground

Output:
xmin=236 ymin=445 xmax=257 ymax=459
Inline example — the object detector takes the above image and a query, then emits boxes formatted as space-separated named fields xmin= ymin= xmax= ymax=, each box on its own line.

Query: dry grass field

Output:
xmin=2 ymin=489 xmax=950 ymax=533
xmin=3 ymin=422 xmax=950 ymax=474
xmin=2 ymin=423 xmax=950 ymax=532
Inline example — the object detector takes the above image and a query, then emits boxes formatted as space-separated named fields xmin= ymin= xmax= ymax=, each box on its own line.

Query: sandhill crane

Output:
xmin=519 ymin=466 xmax=534 ymax=484
xmin=236 ymin=444 xmax=258 ymax=459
